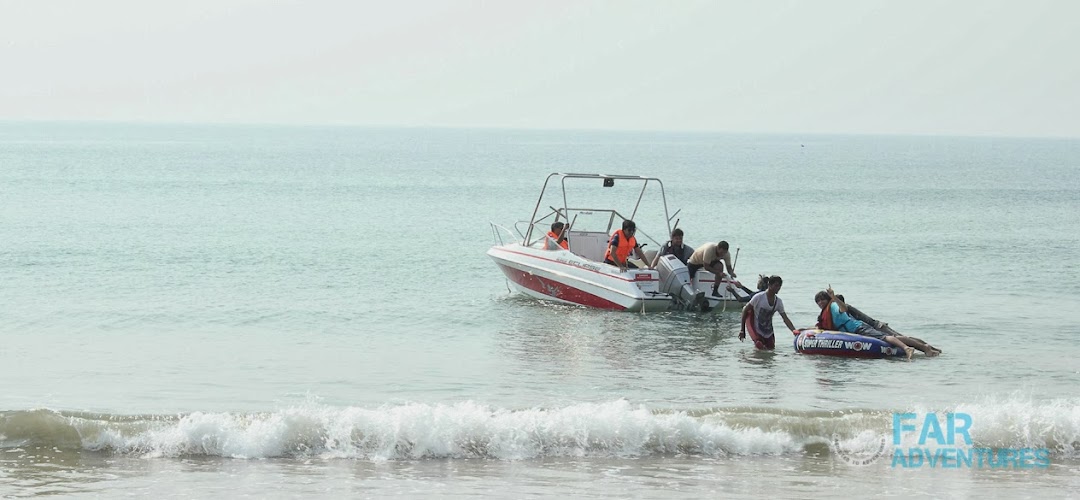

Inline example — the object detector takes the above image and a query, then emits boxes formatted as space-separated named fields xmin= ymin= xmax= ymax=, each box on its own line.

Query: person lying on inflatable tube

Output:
xmin=833 ymin=293 xmax=942 ymax=356
xmin=739 ymin=275 xmax=798 ymax=350
xmin=813 ymin=287 xmax=939 ymax=360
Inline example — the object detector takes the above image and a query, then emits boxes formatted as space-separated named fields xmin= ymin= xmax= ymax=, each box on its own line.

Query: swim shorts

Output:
xmin=748 ymin=327 xmax=776 ymax=350
xmin=854 ymin=323 xmax=888 ymax=339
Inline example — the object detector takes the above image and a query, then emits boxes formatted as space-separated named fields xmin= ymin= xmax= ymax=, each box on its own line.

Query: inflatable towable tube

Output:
xmin=793 ymin=329 xmax=905 ymax=359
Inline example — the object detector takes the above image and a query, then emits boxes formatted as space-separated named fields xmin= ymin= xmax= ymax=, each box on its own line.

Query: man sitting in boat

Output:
xmin=739 ymin=275 xmax=798 ymax=350
xmin=834 ymin=294 xmax=942 ymax=356
xmin=604 ymin=220 xmax=652 ymax=272
xmin=649 ymin=228 xmax=692 ymax=268
xmin=814 ymin=287 xmax=915 ymax=360
xmin=545 ymin=222 xmax=569 ymax=250
xmin=687 ymin=241 xmax=736 ymax=297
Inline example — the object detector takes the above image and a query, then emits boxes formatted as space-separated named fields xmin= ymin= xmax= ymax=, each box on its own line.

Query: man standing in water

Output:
xmin=740 ymin=275 xmax=798 ymax=350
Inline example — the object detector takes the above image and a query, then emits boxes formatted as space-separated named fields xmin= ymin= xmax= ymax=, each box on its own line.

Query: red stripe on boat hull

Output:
xmin=495 ymin=263 xmax=626 ymax=310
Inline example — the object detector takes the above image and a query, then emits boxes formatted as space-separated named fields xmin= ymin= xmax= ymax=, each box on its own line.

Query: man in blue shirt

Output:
xmin=836 ymin=294 xmax=941 ymax=356
xmin=820 ymin=287 xmax=914 ymax=360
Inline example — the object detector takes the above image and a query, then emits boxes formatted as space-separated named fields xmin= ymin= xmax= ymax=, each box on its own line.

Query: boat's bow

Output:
xmin=488 ymin=243 xmax=673 ymax=312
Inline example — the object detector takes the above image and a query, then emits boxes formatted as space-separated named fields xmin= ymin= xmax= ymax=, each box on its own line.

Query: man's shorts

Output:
xmin=748 ymin=328 xmax=775 ymax=350
xmin=687 ymin=260 xmax=720 ymax=279
xmin=854 ymin=323 xmax=888 ymax=339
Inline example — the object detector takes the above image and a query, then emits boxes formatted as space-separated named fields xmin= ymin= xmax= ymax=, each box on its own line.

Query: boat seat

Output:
xmin=643 ymin=249 xmax=657 ymax=263
xmin=626 ymin=249 xmax=658 ymax=269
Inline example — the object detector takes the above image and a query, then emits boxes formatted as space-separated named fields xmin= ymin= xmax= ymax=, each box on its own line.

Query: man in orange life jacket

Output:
xmin=546 ymin=222 xmax=569 ymax=250
xmin=604 ymin=220 xmax=652 ymax=273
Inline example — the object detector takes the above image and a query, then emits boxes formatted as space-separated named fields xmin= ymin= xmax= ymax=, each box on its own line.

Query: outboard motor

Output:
xmin=655 ymin=254 xmax=705 ymax=310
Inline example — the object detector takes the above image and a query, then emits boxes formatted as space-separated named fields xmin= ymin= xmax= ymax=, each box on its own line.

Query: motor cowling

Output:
xmin=655 ymin=254 xmax=704 ymax=309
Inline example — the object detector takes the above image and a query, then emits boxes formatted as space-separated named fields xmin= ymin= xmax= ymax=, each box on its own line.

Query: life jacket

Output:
xmin=604 ymin=229 xmax=636 ymax=263
xmin=546 ymin=231 xmax=569 ymax=250
xmin=663 ymin=242 xmax=690 ymax=264
xmin=816 ymin=303 xmax=836 ymax=330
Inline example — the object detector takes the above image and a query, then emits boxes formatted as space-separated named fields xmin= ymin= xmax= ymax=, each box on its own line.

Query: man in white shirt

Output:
xmin=739 ymin=275 xmax=798 ymax=350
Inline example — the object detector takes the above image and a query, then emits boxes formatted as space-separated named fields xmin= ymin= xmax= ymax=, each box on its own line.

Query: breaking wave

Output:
xmin=1 ymin=399 xmax=1077 ymax=460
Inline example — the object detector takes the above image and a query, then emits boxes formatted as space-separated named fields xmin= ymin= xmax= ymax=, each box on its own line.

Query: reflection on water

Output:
xmin=737 ymin=348 xmax=778 ymax=367
xmin=492 ymin=297 xmax=827 ymax=408
xmin=495 ymin=298 xmax=741 ymax=365
xmin=0 ymin=447 xmax=110 ymax=497
xmin=810 ymin=356 xmax=856 ymax=390
xmin=495 ymin=299 xmax=740 ymax=367
xmin=485 ymin=291 xmax=1050 ymax=412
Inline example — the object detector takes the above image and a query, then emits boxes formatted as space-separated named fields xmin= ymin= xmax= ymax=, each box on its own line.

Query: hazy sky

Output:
xmin=2 ymin=0 xmax=1078 ymax=136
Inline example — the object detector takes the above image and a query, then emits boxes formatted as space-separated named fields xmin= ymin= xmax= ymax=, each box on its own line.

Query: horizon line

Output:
xmin=1 ymin=118 xmax=1078 ymax=141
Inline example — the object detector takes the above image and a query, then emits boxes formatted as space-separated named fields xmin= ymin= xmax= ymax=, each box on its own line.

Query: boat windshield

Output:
xmin=523 ymin=173 xmax=673 ymax=251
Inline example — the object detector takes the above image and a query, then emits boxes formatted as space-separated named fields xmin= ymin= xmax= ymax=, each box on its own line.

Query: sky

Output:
xmin=2 ymin=0 xmax=1078 ymax=137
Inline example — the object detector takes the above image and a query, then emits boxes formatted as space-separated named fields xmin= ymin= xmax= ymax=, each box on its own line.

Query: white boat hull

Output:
xmin=488 ymin=244 xmax=673 ymax=312
xmin=695 ymin=273 xmax=754 ymax=309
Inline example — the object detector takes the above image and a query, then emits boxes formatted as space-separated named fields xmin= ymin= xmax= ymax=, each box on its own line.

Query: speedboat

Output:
xmin=487 ymin=173 xmax=751 ymax=312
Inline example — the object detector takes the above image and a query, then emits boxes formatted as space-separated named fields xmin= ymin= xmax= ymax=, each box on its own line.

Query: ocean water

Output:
xmin=1 ymin=122 xmax=1079 ymax=498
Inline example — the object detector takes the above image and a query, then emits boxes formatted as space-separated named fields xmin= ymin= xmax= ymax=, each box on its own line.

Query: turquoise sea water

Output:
xmin=1 ymin=123 xmax=1079 ymax=498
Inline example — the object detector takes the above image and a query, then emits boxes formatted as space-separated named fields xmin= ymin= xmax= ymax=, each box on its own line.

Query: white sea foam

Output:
xmin=3 ymin=398 xmax=1077 ymax=460
xmin=71 ymin=400 xmax=801 ymax=459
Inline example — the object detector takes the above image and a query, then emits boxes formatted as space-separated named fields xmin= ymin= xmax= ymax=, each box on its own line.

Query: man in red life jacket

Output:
xmin=604 ymin=220 xmax=652 ymax=273
xmin=546 ymin=222 xmax=569 ymax=250
xmin=814 ymin=291 xmax=836 ymax=330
